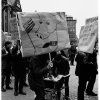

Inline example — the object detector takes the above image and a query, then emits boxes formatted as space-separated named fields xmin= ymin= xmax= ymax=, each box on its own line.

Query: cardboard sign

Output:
xmin=85 ymin=16 xmax=98 ymax=24
xmin=17 ymin=12 xmax=70 ymax=57
xmin=9 ymin=17 xmax=19 ymax=40
xmin=78 ymin=21 xmax=98 ymax=53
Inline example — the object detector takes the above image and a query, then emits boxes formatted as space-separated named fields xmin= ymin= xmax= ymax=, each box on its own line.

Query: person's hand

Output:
xmin=51 ymin=75 xmax=63 ymax=82
xmin=5 ymin=50 xmax=8 ymax=54
xmin=49 ymin=61 xmax=53 ymax=67
xmin=17 ymin=50 xmax=20 ymax=55
xmin=47 ymin=61 xmax=53 ymax=69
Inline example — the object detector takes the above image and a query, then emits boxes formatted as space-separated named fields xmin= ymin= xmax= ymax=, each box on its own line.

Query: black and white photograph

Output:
xmin=1 ymin=0 xmax=99 ymax=100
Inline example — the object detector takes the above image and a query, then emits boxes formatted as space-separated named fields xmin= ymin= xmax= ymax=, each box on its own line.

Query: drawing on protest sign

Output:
xmin=78 ymin=20 xmax=98 ymax=53
xmin=9 ymin=17 xmax=19 ymax=40
xmin=17 ymin=12 xmax=70 ymax=57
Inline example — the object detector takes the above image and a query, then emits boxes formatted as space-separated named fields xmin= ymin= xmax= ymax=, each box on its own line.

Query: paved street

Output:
xmin=2 ymin=64 xmax=98 ymax=100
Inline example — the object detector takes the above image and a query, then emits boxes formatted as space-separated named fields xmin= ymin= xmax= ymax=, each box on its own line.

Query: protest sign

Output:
xmin=78 ymin=21 xmax=98 ymax=53
xmin=9 ymin=17 xmax=19 ymax=41
xmin=85 ymin=16 xmax=98 ymax=24
xmin=17 ymin=12 xmax=70 ymax=57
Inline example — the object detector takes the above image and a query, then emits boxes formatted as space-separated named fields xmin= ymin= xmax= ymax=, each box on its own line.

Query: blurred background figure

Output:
xmin=69 ymin=46 xmax=77 ymax=66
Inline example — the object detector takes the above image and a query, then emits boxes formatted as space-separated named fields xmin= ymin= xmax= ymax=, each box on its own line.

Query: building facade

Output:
xmin=66 ymin=16 xmax=78 ymax=46
xmin=2 ymin=0 xmax=22 ymax=32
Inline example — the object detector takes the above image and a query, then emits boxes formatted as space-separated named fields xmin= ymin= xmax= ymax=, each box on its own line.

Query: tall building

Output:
xmin=66 ymin=16 xmax=78 ymax=46
xmin=2 ymin=0 xmax=22 ymax=32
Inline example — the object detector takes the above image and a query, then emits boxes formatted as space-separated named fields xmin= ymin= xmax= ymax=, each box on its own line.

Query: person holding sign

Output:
xmin=85 ymin=49 xmax=98 ymax=96
xmin=11 ymin=40 xmax=26 ymax=96
xmin=75 ymin=51 xmax=97 ymax=100
xmin=28 ymin=54 xmax=53 ymax=100
xmin=75 ymin=51 xmax=87 ymax=100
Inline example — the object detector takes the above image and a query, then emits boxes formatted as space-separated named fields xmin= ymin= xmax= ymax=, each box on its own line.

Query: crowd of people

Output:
xmin=2 ymin=40 xmax=98 ymax=100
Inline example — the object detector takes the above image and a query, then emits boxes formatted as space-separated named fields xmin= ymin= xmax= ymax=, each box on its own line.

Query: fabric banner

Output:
xmin=78 ymin=21 xmax=98 ymax=53
xmin=9 ymin=17 xmax=19 ymax=40
xmin=17 ymin=12 xmax=70 ymax=57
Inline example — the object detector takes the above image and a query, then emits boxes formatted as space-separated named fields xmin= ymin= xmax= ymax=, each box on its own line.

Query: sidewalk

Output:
xmin=2 ymin=65 xmax=98 ymax=100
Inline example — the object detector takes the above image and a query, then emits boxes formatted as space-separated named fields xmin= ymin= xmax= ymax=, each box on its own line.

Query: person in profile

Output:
xmin=2 ymin=41 xmax=13 ymax=92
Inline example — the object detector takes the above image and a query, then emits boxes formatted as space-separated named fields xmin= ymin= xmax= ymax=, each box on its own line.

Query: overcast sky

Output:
xmin=20 ymin=0 xmax=98 ymax=37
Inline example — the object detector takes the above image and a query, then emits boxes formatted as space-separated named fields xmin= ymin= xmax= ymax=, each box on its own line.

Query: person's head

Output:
xmin=5 ymin=41 xmax=12 ymax=49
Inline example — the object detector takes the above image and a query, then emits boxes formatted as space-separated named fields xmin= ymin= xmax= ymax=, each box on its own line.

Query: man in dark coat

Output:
xmin=12 ymin=45 xmax=26 ymax=96
xmin=75 ymin=51 xmax=88 ymax=100
xmin=75 ymin=51 xmax=97 ymax=100
xmin=28 ymin=54 xmax=53 ymax=100
xmin=52 ymin=51 xmax=70 ymax=100
xmin=2 ymin=41 xmax=13 ymax=92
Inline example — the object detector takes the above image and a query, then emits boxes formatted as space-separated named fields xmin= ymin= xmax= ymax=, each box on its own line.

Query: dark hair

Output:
xmin=5 ymin=41 xmax=12 ymax=47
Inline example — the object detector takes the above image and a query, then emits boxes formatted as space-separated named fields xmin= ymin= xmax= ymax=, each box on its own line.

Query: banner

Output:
xmin=9 ymin=17 xmax=19 ymax=40
xmin=78 ymin=21 xmax=98 ymax=53
xmin=17 ymin=12 xmax=70 ymax=57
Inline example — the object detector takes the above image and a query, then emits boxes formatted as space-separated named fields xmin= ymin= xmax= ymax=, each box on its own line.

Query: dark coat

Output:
xmin=52 ymin=55 xmax=70 ymax=77
xmin=2 ymin=47 xmax=12 ymax=70
xmin=75 ymin=52 xmax=98 ymax=77
xmin=28 ymin=55 xmax=49 ymax=90
xmin=11 ymin=46 xmax=25 ymax=75
xmin=75 ymin=52 xmax=87 ymax=76
xmin=86 ymin=52 xmax=98 ymax=75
